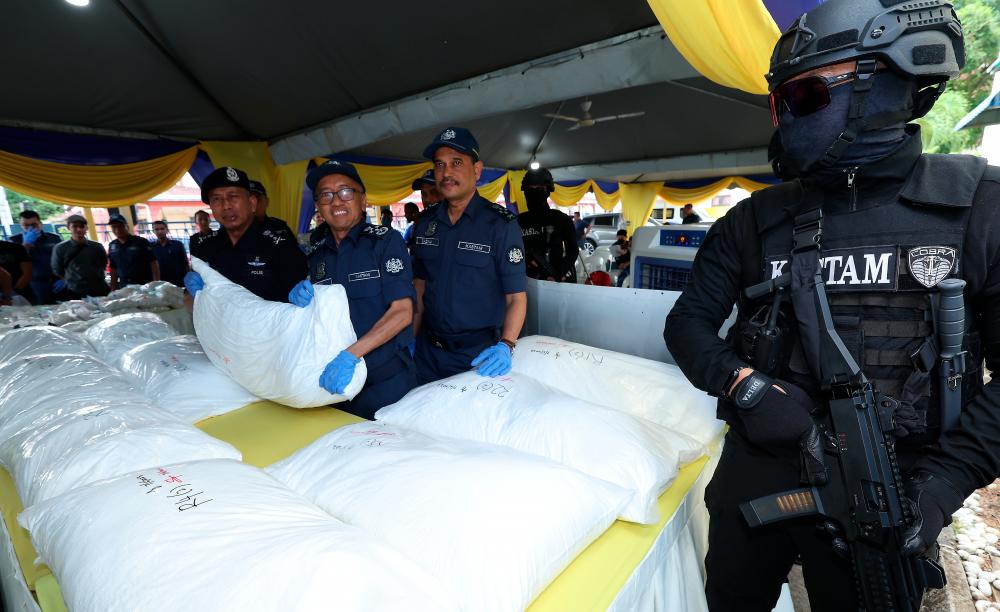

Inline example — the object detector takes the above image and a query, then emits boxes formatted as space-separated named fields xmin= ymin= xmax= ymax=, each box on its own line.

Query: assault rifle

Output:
xmin=739 ymin=268 xmax=946 ymax=611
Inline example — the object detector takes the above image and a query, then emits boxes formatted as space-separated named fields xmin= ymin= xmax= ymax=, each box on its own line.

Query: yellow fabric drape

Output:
xmin=620 ymin=183 xmax=661 ymax=237
xmin=658 ymin=176 xmax=773 ymax=206
xmin=551 ymin=181 xmax=594 ymax=207
xmin=592 ymin=182 xmax=621 ymax=211
xmin=508 ymin=170 xmax=527 ymax=213
xmin=647 ymin=0 xmax=780 ymax=95
xmin=202 ymin=141 xmax=308 ymax=232
xmin=733 ymin=176 xmax=773 ymax=192
xmin=82 ymin=208 xmax=98 ymax=240
xmin=0 ymin=147 xmax=197 ymax=208
xmin=477 ymin=172 xmax=508 ymax=203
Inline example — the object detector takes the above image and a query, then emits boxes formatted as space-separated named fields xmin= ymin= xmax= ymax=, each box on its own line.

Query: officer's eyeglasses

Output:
xmin=768 ymin=71 xmax=856 ymax=126
xmin=314 ymin=187 xmax=357 ymax=205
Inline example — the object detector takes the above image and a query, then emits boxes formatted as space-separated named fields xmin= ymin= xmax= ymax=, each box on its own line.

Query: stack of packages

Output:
xmin=4 ymin=263 xmax=724 ymax=611
xmin=0 ymin=281 xmax=185 ymax=335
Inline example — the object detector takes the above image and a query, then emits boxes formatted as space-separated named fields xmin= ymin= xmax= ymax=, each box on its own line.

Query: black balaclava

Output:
xmin=524 ymin=190 xmax=550 ymax=214
xmin=778 ymin=69 xmax=916 ymax=174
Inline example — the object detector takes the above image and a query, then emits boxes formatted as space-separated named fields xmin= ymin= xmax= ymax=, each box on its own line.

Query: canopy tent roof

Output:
xmin=2 ymin=0 xmax=775 ymax=183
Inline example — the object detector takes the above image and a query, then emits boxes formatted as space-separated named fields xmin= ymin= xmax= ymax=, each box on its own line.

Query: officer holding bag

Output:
xmin=664 ymin=2 xmax=1000 ymax=609
xmin=288 ymin=160 xmax=416 ymax=418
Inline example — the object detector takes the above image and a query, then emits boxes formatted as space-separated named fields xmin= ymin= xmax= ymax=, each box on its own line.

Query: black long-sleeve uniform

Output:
xmin=665 ymin=131 xmax=1000 ymax=499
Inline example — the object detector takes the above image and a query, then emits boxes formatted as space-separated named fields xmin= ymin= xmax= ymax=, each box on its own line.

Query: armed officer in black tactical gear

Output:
xmin=664 ymin=2 xmax=1000 ymax=610
xmin=516 ymin=167 xmax=578 ymax=283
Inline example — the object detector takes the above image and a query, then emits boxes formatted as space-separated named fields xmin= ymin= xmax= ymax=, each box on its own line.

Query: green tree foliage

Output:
xmin=918 ymin=0 xmax=999 ymax=153
xmin=2 ymin=189 xmax=67 ymax=221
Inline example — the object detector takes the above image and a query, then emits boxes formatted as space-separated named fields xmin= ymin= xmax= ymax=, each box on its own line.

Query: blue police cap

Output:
xmin=422 ymin=127 xmax=480 ymax=162
xmin=107 ymin=213 xmax=128 ymax=225
xmin=248 ymin=180 xmax=267 ymax=197
xmin=306 ymin=160 xmax=366 ymax=193
xmin=411 ymin=169 xmax=436 ymax=190
xmin=201 ymin=166 xmax=251 ymax=203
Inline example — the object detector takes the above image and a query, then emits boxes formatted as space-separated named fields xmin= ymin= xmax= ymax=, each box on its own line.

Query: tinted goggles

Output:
xmin=768 ymin=71 xmax=856 ymax=126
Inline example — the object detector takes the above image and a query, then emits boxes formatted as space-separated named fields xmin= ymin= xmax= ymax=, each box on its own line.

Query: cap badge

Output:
xmin=225 ymin=167 xmax=239 ymax=182
xmin=441 ymin=129 xmax=456 ymax=141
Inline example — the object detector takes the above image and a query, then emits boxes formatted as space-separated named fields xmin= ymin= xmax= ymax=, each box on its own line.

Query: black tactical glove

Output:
xmin=731 ymin=371 xmax=827 ymax=485
xmin=901 ymin=470 xmax=965 ymax=557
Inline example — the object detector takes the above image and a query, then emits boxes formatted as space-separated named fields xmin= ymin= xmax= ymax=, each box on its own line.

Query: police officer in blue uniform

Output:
xmin=107 ymin=213 xmax=159 ymax=290
xmin=411 ymin=127 xmax=528 ymax=384
xmin=287 ymin=160 xmax=416 ymax=418
xmin=183 ymin=166 xmax=306 ymax=303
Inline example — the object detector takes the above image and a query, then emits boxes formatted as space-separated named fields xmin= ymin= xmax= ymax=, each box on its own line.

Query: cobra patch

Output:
xmin=508 ymin=247 xmax=524 ymax=264
xmin=908 ymin=246 xmax=956 ymax=289
xmin=385 ymin=257 xmax=404 ymax=274
xmin=425 ymin=221 xmax=438 ymax=237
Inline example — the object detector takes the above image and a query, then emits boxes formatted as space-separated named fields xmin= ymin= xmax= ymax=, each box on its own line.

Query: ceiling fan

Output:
xmin=544 ymin=100 xmax=646 ymax=131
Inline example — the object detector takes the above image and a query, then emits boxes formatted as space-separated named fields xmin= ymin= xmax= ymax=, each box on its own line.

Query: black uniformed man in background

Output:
xmin=188 ymin=210 xmax=216 ymax=260
xmin=412 ymin=169 xmax=441 ymax=209
xmin=107 ymin=213 xmax=158 ymax=290
xmin=184 ymin=166 xmax=306 ymax=303
xmin=664 ymin=2 xmax=1000 ymax=610
xmin=516 ymin=167 xmax=578 ymax=283
xmin=249 ymin=179 xmax=297 ymax=239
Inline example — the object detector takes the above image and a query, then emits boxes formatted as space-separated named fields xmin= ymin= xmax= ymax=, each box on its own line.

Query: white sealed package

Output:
xmin=5 ymin=404 xmax=241 ymax=508
xmin=191 ymin=257 xmax=365 ymax=408
xmin=0 ymin=326 xmax=95 ymax=362
xmin=376 ymin=370 xmax=701 ymax=523
xmin=83 ymin=312 xmax=176 ymax=364
xmin=19 ymin=459 xmax=458 ymax=612
xmin=511 ymin=335 xmax=724 ymax=445
xmin=119 ymin=335 xmax=259 ymax=423
xmin=269 ymin=422 xmax=629 ymax=612
xmin=0 ymin=354 xmax=141 ymax=446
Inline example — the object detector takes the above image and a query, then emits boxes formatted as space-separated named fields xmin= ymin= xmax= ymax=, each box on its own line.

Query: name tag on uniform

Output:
xmin=458 ymin=241 xmax=491 ymax=254
xmin=314 ymin=278 xmax=333 ymax=286
xmin=416 ymin=237 xmax=439 ymax=246
xmin=348 ymin=270 xmax=380 ymax=282
xmin=767 ymin=245 xmax=898 ymax=291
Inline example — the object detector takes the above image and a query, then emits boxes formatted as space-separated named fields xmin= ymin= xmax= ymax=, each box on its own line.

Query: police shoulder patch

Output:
xmin=362 ymin=225 xmax=390 ymax=238
xmin=488 ymin=202 xmax=517 ymax=222
xmin=385 ymin=257 xmax=405 ymax=274
xmin=507 ymin=246 xmax=524 ymax=264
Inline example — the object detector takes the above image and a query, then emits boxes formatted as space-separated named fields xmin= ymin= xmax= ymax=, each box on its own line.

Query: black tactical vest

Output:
xmin=731 ymin=154 xmax=987 ymax=448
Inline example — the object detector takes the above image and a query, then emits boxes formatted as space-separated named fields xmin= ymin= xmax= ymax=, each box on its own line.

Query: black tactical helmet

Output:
xmin=522 ymin=167 xmax=555 ymax=193
xmin=767 ymin=0 xmax=963 ymax=118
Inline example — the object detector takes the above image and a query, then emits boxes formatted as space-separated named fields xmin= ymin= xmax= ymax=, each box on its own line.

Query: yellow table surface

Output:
xmin=1 ymin=401 xmax=709 ymax=611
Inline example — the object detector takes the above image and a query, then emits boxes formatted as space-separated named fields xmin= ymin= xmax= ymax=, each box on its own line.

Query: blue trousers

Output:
xmin=413 ymin=333 xmax=492 ymax=385
xmin=347 ymin=356 xmax=417 ymax=420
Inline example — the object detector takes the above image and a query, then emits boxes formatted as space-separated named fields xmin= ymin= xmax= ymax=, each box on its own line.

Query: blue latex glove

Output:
xmin=22 ymin=228 xmax=40 ymax=245
xmin=52 ymin=279 xmax=67 ymax=294
xmin=288 ymin=279 xmax=314 ymax=308
xmin=471 ymin=342 xmax=512 ymax=377
xmin=319 ymin=350 xmax=361 ymax=395
xmin=183 ymin=271 xmax=205 ymax=297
